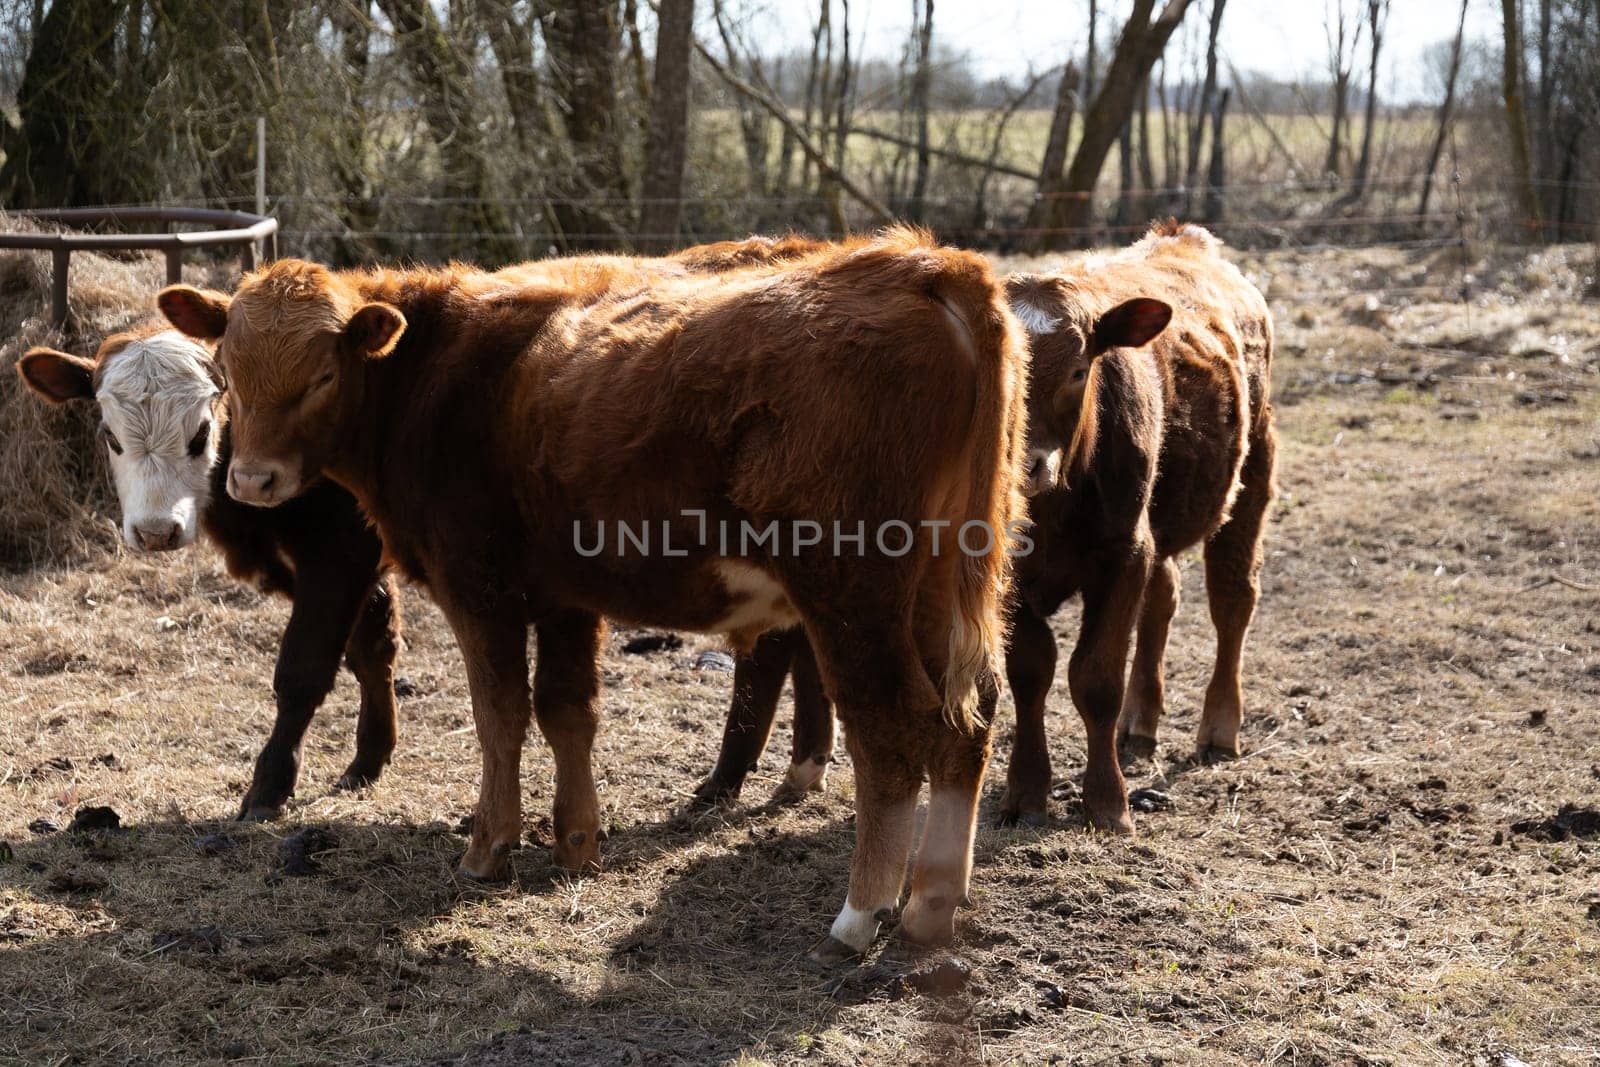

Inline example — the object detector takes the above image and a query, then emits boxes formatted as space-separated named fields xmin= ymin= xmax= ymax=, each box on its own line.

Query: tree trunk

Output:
xmin=1 ymin=0 xmax=155 ymax=208
xmin=1500 ymin=0 xmax=1543 ymax=236
xmin=1044 ymin=0 xmax=1195 ymax=249
xmin=378 ymin=0 xmax=520 ymax=263
xmin=482 ymin=0 xmax=553 ymax=158
xmin=637 ymin=0 xmax=695 ymax=252
xmin=1136 ymin=72 xmax=1155 ymax=193
xmin=1350 ymin=0 xmax=1385 ymax=194
xmin=1184 ymin=0 xmax=1226 ymax=211
xmin=1024 ymin=62 xmax=1081 ymax=241
xmin=906 ymin=0 xmax=934 ymax=223
xmin=1203 ymin=86 xmax=1228 ymax=222
xmin=1084 ymin=0 xmax=1099 ymax=105
xmin=543 ymin=0 xmax=628 ymax=248
xmin=1322 ymin=2 xmax=1358 ymax=179
xmin=1417 ymin=0 xmax=1467 ymax=224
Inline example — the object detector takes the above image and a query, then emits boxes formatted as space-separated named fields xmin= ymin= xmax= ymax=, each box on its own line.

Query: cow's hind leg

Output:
xmin=693 ymin=628 xmax=797 ymax=808
xmin=240 ymin=561 xmax=371 ymax=821
xmin=533 ymin=610 xmax=605 ymax=872
xmin=1118 ymin=557 xmax=1180 ymax=761
xmin=1198 ymin=424 xmax=1276 ymax=761
xmin=337 ymin=573 xmax=402 ymax=790
xmin=805 ymin=617 xmax=935 ymax=962
xmin=1069 ymin=543 xmax=1152 ymax=834
xmin=445 ymin=603 xmax=532 ymax=881
xmin=997 ymin=604 xmax=1056 ymax=827
xmin=779 ymin=634 xmax=835 ymax=797
xmin=900 ymin=669 xmax=996 ymax=947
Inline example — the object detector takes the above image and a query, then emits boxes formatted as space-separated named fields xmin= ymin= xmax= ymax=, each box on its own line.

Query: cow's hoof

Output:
xmin=458 ymin=841 xmax=514 ymax=881
xmin=806 ymin=935 xmax=862 ymax=968
xmin=236 ymin=801 xmax=284 ymax=823
xmin=551 ymin=830 xmax=601 ymax=874
xmin=897 ymin=896 xmax=957 ymax=948
xmin=688 ymin=778 xmax=738 ymax=812
xmin=1118 ymin=732 xmax=1158 ymax=763
xmin=775 ymin=756 xmax=829 ymax=801
xmin=1085 ymin=803 xmax=1136 ymax=836
xmin=335 ymin=763 xmax=385 ymax=792
xmin=1196 ymin=743 xmax=1239 ymax=765
xmin=994 ymin=807 xmax=1047 ymax=829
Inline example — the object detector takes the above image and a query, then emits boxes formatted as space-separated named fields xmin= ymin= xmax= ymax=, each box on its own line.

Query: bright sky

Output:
xmin=754 ymin=0 xmax=1501 ymax=104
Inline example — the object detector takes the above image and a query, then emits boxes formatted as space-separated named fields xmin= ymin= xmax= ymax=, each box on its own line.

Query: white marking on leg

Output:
xmin=829 ymin=901 xmax=884 ymax=953
xmin=781 ymin=756 xmax=829 ymax=794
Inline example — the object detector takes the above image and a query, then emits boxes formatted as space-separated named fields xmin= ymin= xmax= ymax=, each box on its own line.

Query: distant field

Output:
xmin=690 ymin=107 xmax=1444 ymax=204
xmin=1 ymin=240 xmax=1595 ymax=1064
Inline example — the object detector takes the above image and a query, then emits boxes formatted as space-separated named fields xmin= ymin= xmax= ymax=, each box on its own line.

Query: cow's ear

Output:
xmin=345 ymin=303 xmax=406 ymax=359
xmin=158 ymin=285 xmax=231 ymax=339
xmin=1005 ymin=274 xmax=1064 ymax=337
xmin=17 ymin=347 xmax=95 ymax=403
xmin=1091 ymin=298 xmax=1171 ymax=354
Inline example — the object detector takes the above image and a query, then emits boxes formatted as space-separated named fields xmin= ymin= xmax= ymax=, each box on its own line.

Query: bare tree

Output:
xmin=543 ymin=0 xmax=628 ymax=248
xmin=1023 ymin=62 xmax=1082 ymax=242
xmin=1417 ymin=0 xmax=1469 ymax=223
xmin=1501 ymin=0 xmax=1543 ymax=234
xmin=1322 ymin=0 xmax=1362 ymax=179
xmin=1041 ymin=0 xmax=1196 ymax=249
xmin=1184 ymin=0 xmax=1226 ymax=211
xmin=637 ymin=0 xmax=695 ymax=252
xmin=1348 ymin=0 xmax=1387 ymax=195
xmin=906 ymin=0 xmax=935 ymax=222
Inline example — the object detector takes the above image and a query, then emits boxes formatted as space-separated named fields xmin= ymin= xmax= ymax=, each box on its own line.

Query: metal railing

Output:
xmin=0 ymin=207 xmax=278 ymax=327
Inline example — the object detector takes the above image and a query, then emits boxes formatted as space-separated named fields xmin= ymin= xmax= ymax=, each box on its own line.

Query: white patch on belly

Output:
xmin=710 ymin=561 xmax=802 ymax=636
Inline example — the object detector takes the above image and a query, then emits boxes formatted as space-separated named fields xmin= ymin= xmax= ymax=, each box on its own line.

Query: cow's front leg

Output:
xmin=443 ymin=603 xmax=532 ymax=881
xmin=242 ymin=560 xmax=370 ymax=820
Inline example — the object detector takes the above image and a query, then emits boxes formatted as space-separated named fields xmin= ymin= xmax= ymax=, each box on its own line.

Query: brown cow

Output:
xmin=18 ymin=323 xmax=402 ymax=820
xmin=158 ymin=228 xmax=1028 ymax=958
xmin=698 ymin=221 xmax=1277 ymax=835
xmin=14 ymin=243 xmax=819 ymax=822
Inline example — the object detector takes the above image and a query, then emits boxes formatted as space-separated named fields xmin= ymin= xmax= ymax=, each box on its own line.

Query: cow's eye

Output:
xmin=1069 ymin=368 xmax=1088 ymax=384
xmin=313 ymin=369 xmax=336 ymax=390
xmin=102 ymin=426 xmax=123 ymax=455
xmin=188 ymin=420 xmax=211 ymax=458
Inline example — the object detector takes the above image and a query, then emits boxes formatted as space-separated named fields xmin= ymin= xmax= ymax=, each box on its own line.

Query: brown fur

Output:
xmin=160 ymin=229 xmax=1028 ymax=954
xmin=699 ymin=222 xmax=1277 ymax=836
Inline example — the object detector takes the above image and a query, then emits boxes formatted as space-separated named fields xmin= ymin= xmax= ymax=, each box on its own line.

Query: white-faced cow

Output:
xmin=18 ymin=323 xmax=402 ymax=818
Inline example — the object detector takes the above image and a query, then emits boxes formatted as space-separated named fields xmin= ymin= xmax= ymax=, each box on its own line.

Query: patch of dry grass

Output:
xmin=1 ymin=242 xmax=1597 ymax=1065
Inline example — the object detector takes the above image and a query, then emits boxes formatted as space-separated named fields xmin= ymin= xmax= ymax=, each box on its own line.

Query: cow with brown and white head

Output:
xmin=18 ymin=325 xmax=222 ymax=551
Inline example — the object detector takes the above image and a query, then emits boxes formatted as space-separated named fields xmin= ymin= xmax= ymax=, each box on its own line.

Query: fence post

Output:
xmin=255 ymin=117 xmax=267 ymax=218
xmin=165 ymin=248 xmax=183 ymax=285
xmin=51 ymin=247 xmax=70 ymax=328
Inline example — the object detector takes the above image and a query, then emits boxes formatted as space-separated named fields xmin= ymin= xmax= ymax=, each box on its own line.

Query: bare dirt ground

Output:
xmin=1 ymin=241 xmax=1597 ymax=1066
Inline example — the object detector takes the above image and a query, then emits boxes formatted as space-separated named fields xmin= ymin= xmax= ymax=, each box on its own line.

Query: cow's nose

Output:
xmin=229 ymin=462 xmax=282 ymax=505
xmin=134 ymin=521 xmax=182 ymax=552
xmin=1022 ymin=448 xmax=1061 ymax=496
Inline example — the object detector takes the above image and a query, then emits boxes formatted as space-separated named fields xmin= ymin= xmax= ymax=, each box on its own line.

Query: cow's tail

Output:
xmin=925 ymin=244 xmax=1030 ymax=733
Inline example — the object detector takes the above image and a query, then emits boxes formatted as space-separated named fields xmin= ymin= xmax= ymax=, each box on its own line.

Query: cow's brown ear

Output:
xmin=345 ymin=303 xmax=406 ymax=358
xmin=158 ymin=285 xmax=231 ymax=340
xmin=17 ymin=347 xmax=96 ymax=403
xmin=1091 ymin=298 xmax=1171 ymax=354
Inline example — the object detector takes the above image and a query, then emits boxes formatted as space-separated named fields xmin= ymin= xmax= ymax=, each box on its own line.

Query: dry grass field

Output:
xmin=1 ymin=238 xmax=1597 ymax=1065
